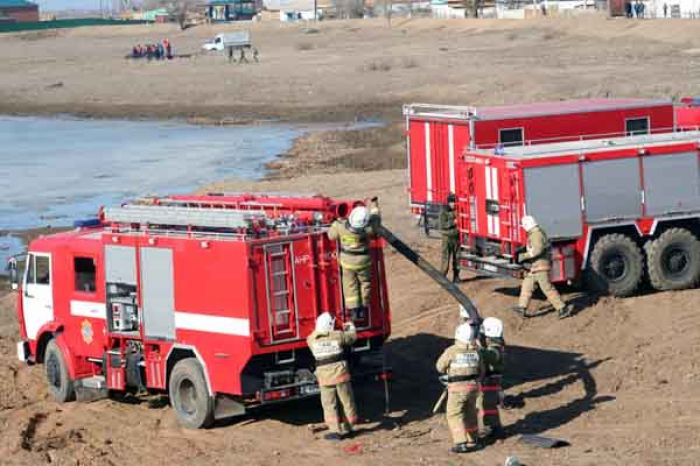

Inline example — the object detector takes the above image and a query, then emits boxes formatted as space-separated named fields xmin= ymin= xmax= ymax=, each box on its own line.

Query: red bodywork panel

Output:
xmin=405 ymin=98 xmax=675 ymax=208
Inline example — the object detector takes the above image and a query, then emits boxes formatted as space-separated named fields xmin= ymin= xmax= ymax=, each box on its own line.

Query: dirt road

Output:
xmin=2 ymin=170 xmax=700 ymax=465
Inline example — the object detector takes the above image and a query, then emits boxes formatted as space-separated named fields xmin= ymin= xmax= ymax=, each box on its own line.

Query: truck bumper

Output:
xmin=17 ymin=340 xmax=30 ymax=362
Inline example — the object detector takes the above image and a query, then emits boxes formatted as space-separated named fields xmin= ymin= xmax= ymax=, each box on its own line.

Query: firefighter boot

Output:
xmin=451 ymin=442 xmax=470 ymax=454
xmin=558 ymin=303 xmax=574 ymax=319
xmin=323 ymin=432 xmax=343 ymax=441
xmin=511 ymin=306 xmax=528 ymax=318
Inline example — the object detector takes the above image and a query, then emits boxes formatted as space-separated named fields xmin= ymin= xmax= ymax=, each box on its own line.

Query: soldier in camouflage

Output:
xmin=515 ymin=215 xmax=573 ymax=319
xmin=307 ymin=312 xmax=358 ymax=441
xmin=436 ymin=321 xmax=485 ymax=453
xmin=439 ymin=193 xmax=460 ymax=283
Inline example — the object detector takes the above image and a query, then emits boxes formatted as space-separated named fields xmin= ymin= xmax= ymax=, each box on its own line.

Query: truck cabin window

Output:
xmin=626 ymin=117 xmax=649 ymax=136
xmin=74 ymin=257 xmax=96 ymax=293
xmin=499 ymin=128 xmax=524 ymax=147
xmin=27 ymin=255 xmax=50 ymax=285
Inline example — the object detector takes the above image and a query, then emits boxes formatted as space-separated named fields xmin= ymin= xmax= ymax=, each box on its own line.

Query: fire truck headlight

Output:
xmin=200 ymin=241 xmax=210 ymax=249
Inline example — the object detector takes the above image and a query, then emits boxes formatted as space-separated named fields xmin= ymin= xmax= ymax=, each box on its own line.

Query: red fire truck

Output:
xmin=10 ymin=194 xmax=391 ymax=428
xmin=404 ymin=98 xmax=676 ymax=227
xmin=454 ymin=130 xmax=700 ymax=297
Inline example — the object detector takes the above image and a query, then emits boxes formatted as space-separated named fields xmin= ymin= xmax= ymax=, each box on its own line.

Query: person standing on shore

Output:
xmin=439 ymin=193 xmax=460 ymax=283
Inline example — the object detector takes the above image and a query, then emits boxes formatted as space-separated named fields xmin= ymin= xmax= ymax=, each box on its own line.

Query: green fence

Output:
xmin=0 ymin=18 xmax=149 ymax=33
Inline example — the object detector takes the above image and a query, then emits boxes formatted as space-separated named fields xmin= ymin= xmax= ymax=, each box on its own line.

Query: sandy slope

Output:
xmin=2 ymin=17 xmax=700 ymax=121
xmin=1 ymin=170 xmax=699 ymax=465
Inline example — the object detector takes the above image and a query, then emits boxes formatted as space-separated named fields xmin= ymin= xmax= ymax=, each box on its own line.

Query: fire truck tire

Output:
xmin=646 ymin=228 xmax=700 ymax=291
xmin=44 ymin=339 xmax=76 ymax=403
xmin=586 ymin=233 xmax=643 ymax=297
xmin=169 ymin=358 xmax=215 ymax=429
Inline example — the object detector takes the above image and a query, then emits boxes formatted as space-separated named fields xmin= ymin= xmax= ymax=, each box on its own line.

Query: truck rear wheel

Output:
xmin=646 ymin=228 xmax=700 ymax=291
xmin=169 ymin=358 xmax=214 ymax=429
xmin=586 ymin=233 xmax=643 ymax=297
xmin=44 ymin=339 xmax=76 ymax=403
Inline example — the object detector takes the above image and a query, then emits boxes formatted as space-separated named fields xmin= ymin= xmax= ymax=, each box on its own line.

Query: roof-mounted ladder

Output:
xmin=103 ymin=204 xmax=265 ymax=230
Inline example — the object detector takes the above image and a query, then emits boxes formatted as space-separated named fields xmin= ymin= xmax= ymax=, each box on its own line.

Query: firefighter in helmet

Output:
xmin=436 ymin=320 xmax=485 ymax=453
xmin=328 ymin=198 xmax=380 ymax=319
xmin=307 ymin=312 xmax=358 ymax=440
xmin=478 ymin=317 xmax=505 ymax=438
xmin=515 ymin=215 xmax=573 ymax=319
xmin=440 ymin=193 xmax=460 ymax=283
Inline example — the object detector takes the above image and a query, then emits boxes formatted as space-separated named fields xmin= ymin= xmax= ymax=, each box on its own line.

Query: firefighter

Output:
xmin=515 ymin=215 xmax=573 ymax=319
xmin=436 ymin=321 xmax=485 ymax=453
xmin=328 ymin=199 xmax=380 ymax=318
xmin=478 ymin=317 xmax=505 ymax=438
xmin=440 ymin=193 xmax=460 ymax=283
xmin=307 ymin=312 xmax=359 ymax=441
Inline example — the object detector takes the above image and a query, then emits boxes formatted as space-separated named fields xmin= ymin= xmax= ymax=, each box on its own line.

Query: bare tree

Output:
xmin=143 ymin=0 xmax=197 ymax=29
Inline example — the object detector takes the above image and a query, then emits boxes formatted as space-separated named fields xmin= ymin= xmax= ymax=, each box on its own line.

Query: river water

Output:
xmin=0 ymin=115 xmax=346 ymax=270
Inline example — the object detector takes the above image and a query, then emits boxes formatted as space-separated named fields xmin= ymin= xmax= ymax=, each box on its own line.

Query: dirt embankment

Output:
xmin=2 ymin=170 xmax=700 ymax=466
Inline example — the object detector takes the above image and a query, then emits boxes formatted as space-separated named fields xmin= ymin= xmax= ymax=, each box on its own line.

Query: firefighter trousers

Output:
xmin=341 ymin=266 xmax=372 ymax=310
xmin=518 ymin=270 xmax=566 ymax=311
xmin=478 ymin=375 xmax=502 ymax=429
xmin=445 ymin=388 xmax=479 ymax=445
xmin=320 ymin=382 xmax=358 ymax=434
xmin=440 ymin=235 xmax=459 ymax=278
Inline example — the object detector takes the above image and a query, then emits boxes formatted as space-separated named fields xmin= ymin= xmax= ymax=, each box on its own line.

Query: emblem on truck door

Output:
xmin=81 ymin=319 xmax=94 ymax=344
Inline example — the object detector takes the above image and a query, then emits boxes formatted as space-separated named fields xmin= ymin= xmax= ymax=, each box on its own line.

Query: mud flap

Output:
xmin=74 ymin=377 xmax=108 ymax=403
xmin=214 ymin=395 xmax=246 ymax=421
xmin=518 ymin=434 xmax=570 ymax=449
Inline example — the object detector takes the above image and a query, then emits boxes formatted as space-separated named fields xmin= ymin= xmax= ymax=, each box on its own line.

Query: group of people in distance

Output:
xmin=130 ymin=39 xmax=173 ymax=61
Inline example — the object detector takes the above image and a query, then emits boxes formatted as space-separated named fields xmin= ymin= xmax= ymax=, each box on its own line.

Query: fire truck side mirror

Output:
xmin=7 ymin=258 xmax=19 ymax=291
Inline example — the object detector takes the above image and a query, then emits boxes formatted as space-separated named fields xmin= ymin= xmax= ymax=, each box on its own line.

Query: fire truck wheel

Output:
xmin=646 ymin=228 xmax=700 ymax=291
xmin=587 ymin=233 xmax=643 ymax=297
xmin=169 ymin=358 xmax=215 ymax=429
xmin=44 ymin=339 xmax=76 ymax=403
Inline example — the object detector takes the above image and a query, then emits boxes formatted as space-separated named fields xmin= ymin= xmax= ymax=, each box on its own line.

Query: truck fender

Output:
xmin=52 ymin=333 xmax=79 ymax=380
xmin=34 ymin=321 xmax=64 ymax=362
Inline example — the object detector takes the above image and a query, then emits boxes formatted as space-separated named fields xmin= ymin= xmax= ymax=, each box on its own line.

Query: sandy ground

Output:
xmin=2 ymin=16 xmax=700 ymax=122
xmin=3 ymin=15 xmax=700 ymax=466
xmin=1 ymin=170 xmax=700 ymax=466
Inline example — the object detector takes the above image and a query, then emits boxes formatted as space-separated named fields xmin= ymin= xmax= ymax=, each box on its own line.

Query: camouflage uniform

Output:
xmin=436 ymin=341 xmax=484 ymax=446
xmin=479 ymin=336 xmax=505 ymax=433
xmin=307 ymin=324 xmax=358 ymax=434
xmin=327 ymin=201 xmax=379 ymax=312
xmin=518 ymin=225 xmax=566 ymax=312
xmin=439 ymin=204 xmax=460 ymax=282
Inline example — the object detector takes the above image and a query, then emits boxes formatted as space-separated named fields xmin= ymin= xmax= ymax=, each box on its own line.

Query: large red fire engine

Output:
xmin=10 ymin=193 xmax=391 ymax=428
xmin=455 ymin=130 xmax=700 ymax=297
xmin=404 ymin=98 xmax=676 ymax=225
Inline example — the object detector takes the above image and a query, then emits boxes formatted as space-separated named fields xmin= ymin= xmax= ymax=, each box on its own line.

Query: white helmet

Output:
xmin=455 ymin=323 xmax=475 ymax=344
xmin=348 ymin=206 xmax=369 ymax=230
xmin=315 ymin=312 xmax=335 ymax=333
xmin=459 ymin=305 xmax=469 ymax=320
xmin=482 ymin=317 xmax=504 ymax=339
xmin=521 ymin=215 xmax=538 ymax=232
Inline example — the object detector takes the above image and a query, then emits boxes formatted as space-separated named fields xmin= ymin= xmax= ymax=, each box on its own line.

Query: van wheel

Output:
xmin=586 ymin=233 xmax=643 ymax=297
xmin=646 ymin=228 xmax=700 ymax=291
xmin=169 ymin=358 xmax=214 ymax=429
xmin=44 ymin=339 xmax=75 ymax=403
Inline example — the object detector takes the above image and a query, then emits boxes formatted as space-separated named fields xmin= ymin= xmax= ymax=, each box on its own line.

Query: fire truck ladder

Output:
xmin=103 ymin=204 xmax=265 ymax=230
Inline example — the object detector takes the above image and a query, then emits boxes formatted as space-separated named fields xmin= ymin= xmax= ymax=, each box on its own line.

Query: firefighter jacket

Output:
xmin=307 ymin=326 xmax=357 ymax=387
xmin=482 ymin=337 xmax=505 ymax=376
xmin=436 ymin=342 xmax=485 ymax=392
xmin=327 ymin=201 xmax=379 ymax=271
xmin=439 ymin=205 xmax=459 ymax=239
xmin=519 ymin=226 xmax=551 ymax=272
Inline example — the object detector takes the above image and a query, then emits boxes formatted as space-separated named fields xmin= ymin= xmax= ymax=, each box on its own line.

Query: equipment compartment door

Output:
xmin=22 ymin=253 xmax=53 ymax=340
xmin=264 ymin=243 xmax=298 ymax=342
xmin=140 ymin=247 xmax=176 ymax=340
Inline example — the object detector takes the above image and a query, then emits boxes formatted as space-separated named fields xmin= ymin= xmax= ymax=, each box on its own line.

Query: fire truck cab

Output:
xmin=13 ymin=194 xmax=391 ymax=428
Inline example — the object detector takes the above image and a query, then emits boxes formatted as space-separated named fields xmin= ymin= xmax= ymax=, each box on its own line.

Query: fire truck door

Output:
xmin=139 ymin=247 xmax=176 ymax=340
xmin=21 ymin=253 xmax=54 ymax=340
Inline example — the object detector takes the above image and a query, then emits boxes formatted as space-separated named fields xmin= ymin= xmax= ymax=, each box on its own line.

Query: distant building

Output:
xmin=264 ymin=0 xmax=328 ymax=20
xmin=0 ymin=0 xmax=39 ymax=23
xmin=206 ymin=0 xmax=262 ymax=21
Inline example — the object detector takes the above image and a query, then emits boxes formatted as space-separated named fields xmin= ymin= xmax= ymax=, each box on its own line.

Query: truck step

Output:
xmin=75 ymin=376 xmax=108 ymax=403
